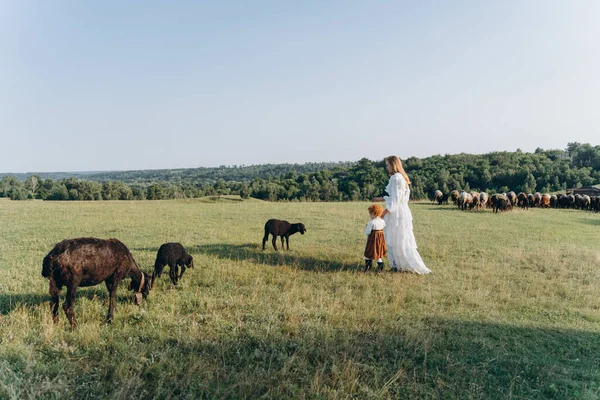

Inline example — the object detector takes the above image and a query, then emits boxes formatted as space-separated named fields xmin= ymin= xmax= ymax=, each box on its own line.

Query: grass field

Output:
xmin=0 ymin=198 xmax=599 ymax=399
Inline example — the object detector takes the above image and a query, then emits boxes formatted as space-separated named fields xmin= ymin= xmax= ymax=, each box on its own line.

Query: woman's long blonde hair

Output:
xmin=386 ymin=155 xmax=411 ymax=185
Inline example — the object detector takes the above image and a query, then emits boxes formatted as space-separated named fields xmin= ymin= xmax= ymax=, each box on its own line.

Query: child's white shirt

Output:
xmin=365 ymin=217 xmax=386 ymax=235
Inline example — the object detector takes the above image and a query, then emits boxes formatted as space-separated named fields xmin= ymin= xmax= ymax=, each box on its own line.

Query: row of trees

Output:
xmin=0 ymin=167 xmax=376 ymax=202
xmin=1 ymin=143 xmax=599 ymax=202
xmin=0 ymin=161 xmax=354 ymax=185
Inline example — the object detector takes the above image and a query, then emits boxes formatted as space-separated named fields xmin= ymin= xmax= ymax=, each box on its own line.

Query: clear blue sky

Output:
xmin=1 ymin=1 xmax=599 ymax=173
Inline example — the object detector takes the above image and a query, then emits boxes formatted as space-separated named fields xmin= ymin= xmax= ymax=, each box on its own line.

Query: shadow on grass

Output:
xmin=7 ymin=316 xmax=597 ymax=398
xmin=0 ymin=292 xmax=48 ymax=315
xmin=0 ymin=287 xmax=139 ymax=315
xmin=131 ymin=246 xmax=160 ymax=255
xmin=191 ymin=243 xmax=356 ymax=272
xmin=176 ymin=318 xmax=600 ymax=398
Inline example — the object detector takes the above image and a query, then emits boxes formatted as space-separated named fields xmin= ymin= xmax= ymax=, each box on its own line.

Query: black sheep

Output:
xmin=151 ymin=243 xmax=194 ymax=287
xmin=262 ymin=219 xmax=306 ymax=251
xmin=493 ymin=197 xmax=509 ymax=213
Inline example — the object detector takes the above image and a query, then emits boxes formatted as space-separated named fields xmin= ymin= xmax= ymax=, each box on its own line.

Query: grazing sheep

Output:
xmin=450 ymin=190 xmax=460 ymax=205
xmin=540 ymin=194 xmax=551 ymax=208
xmin=582 ymin=195 xmax=591 ymax=211
xmin=491 ymin=193 xmax=511 ymax=213
xmin=558 ymin=194 xmax=571 ymax=209
xmin=151 ymin=242 xmax=194 ymax=287
xmin=527 ymin=193 xmax=535 ymax=208
xmin=432 ymin=190 xmax=443 ymax=205
xmin=262 ymin=219 xmax=306 ymax=251
xmin=517 ymin=192 xmax=529 ymax=210
xmin=489 ymin=193 xmax=501 ymax=210
xmin=493 ymin=196 xmax=509 ymax=213
xmin=479 ymin=192 xmax=489 ymax=209
xmin=574 ymin=194 xmax=584 ymax=209
xmin=550 ymin=195 xmax=558 ymax=208
xmin=470 ymin=191 xmax=481 ymax=210
xmin=533 ymin=192 xmax=542 ymax=207
xmin=458 ymin=191 xmax=473 ymax=211
xmin=507 ymin=191 xmax=517 ymax=207
xmin=41 ymin=238 xmax=150 ymax=328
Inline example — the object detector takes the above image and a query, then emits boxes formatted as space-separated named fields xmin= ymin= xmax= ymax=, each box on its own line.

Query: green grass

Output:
xmin=0 ymin=198 xmax=599 ymax=399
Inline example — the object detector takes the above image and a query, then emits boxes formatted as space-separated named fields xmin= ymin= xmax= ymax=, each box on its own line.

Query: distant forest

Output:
xmin=1 ymin=142 xmax=599 ymax=201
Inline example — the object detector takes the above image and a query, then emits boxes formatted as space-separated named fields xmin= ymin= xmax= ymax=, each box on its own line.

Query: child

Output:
xmin=363 ymin=204 xmax=387 ymax=272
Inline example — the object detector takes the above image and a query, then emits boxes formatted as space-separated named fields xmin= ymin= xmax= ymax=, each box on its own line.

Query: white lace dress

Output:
xmin=383 ymin=173 xmax=431 ymax=274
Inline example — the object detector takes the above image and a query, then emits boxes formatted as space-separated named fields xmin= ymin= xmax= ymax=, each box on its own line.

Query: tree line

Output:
xmin=1 ymin=142 xmax=599 ymax=202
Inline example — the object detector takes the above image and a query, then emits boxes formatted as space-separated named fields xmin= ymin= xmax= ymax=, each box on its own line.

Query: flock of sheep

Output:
xmin=432 ymin=189 xmax=600 ymax=213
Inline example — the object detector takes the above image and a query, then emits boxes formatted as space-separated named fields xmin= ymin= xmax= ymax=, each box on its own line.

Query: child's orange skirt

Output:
xmin=364 ymin=230 xmax=387 ymax=260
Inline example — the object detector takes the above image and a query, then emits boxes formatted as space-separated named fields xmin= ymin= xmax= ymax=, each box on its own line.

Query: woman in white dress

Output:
xmin=371 ymin=156 xmax=431 ymax=274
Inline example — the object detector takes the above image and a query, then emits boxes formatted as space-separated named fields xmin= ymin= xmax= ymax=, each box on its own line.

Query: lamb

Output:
xmin=262 ymin=219 xmax=306 ymax=251
xmin=151 ymin=242 xmax=194 ymax=287
xmin=41 ymin=237 xmax=150 ymax=328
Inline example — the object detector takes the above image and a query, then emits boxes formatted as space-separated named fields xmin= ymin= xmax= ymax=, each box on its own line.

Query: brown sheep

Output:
xmin=540 ymin=194 xmax=551 ymax=208
xmin=517 ymin=192 xmax=529 ymax=210
xmin=42 ymin=238 xmax=150 ymax=328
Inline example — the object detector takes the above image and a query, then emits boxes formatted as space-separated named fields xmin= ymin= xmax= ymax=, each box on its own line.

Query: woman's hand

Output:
xmin=371 ymin=197 xmax=384 ymax=202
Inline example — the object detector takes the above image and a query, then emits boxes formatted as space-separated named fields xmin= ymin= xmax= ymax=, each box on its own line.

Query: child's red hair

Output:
xmin=368 ymin=204 xmax=384 ymax=217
